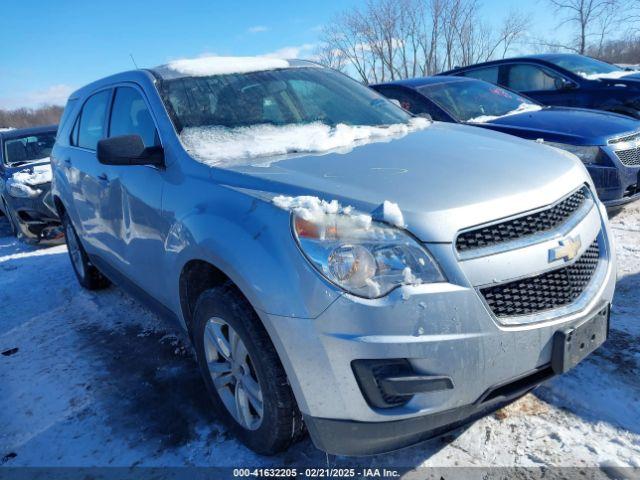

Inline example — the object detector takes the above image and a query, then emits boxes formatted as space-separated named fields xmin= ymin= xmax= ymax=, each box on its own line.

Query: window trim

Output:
xmin=69 ymin=87 xmax=114 ymax=152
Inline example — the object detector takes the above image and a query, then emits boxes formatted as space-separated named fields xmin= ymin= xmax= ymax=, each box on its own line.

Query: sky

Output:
xmin=0 ymin=0 xmax=560 ymax=109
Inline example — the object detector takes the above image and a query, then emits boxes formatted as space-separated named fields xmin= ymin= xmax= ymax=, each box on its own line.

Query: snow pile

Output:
xmin=11 ymin=163 xmax=52 ymax=185
xmin=168 ymin=56 xmax=289 ymax=77
xmin=0 ymin=127 xmax=15 ymax=132
xmin=181 ymin=118 xmax=430 ymax=167
xmin=374 ymin=200 xmax=405 ymax=228
xmin=577 ymin=70 xmax=635 ymax=80
xmin=467 ymin=103 xmax=542 ymax=123
xmin=273 ymin=195 xmax=372 ymax=231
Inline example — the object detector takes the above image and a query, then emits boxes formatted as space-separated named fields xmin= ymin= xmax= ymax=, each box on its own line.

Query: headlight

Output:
xmin=292 ymin=209 xmax=445 ymax=298
xmin=6 ymin=180 xmax=41 ymax=198
xmin=543 ymin=141 xmax=600 ymax=164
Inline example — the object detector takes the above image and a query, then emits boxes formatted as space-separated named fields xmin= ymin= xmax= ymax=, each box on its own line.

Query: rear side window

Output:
xmin=506 ymin=65 xmax=559 ymax=91
xmin=77 ymin=90 xmax=111 ymax=150
xmin=57 ymin=99 xmax=78 ymax=137
xmin=109 ymin=87 xmax=159 ymax=147
xmin=460 ymin=66 xmax=499 ymax=84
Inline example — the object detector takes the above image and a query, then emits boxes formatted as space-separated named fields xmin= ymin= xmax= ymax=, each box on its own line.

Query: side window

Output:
xmin=375 ymin=86 xmax=445 ymax=120
xmin=460 ymin=66 xmax=499 ymax=84
xmin=506 ymin=64 xmax=560 ymax=91
xmin=109 ymin=87 xmax=159 ymax=147
xmin=77 ymin=90 xmax=111 ymax=150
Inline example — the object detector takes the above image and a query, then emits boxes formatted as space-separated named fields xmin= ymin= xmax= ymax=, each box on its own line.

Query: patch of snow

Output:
xmin=0 ymin=127 xmax=15 ymax=132
xmin=375 ymin=200 xmax=405 ymax=228
xmin=273 ymin=195 xmax=372 ymax=233
xmin=467 ymin=103 xmax=542 ymax=124
xmin=402 ymin=267 xmax=421 ymax=285
xmin=11 ymin=162 xmax=52 ymax=185
xmin=168 ymin=55 xmax=289 ymax=77
xmin=577 ymin=70 xmax=636 ymax=80
xmin=180 ymin=118 xmax=430 ymax=167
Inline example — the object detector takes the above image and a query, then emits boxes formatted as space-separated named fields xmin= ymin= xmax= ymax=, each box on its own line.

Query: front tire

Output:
xmin=62 ymin=212 xmax=110 ymax=290
xmin=193 ymin=285 xmax=305 ymax=455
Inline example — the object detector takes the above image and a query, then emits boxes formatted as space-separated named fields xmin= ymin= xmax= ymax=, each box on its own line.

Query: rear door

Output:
xmin=103 ymin=84 xmax=167 ymax=301
xmin=66 ymin=89 xmax=123 ymax=265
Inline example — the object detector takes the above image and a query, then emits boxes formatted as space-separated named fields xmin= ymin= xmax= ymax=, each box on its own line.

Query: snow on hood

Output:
xmin=181 ymin=118 xmax=430 ymax=168
xmin=577 ymin=70 xmax=636 ymax=80
xmin=467 ymin=103 xmax=542 ymax=124
xmin=10 ymin=162 xmax=52 ymax=185
xmin=168 ymin=56 xmax=289 ymax=77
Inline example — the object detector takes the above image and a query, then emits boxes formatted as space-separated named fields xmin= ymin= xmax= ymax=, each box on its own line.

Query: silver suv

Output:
xmin=51 ymin=57 xmax=616 ymax=456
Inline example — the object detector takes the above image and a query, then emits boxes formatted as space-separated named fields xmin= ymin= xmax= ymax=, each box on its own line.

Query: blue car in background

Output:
xmin=371 ymin=76 xmax=640 ymax=212
xmin=440 ymin=54 xmax=640 ymax=119
xmin=0 ymin=125 xmax=62 ymax=243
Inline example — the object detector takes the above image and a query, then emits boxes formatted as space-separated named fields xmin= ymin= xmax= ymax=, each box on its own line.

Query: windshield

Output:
xmin=545 ymin=55 xmax=626 ymax=79
xmin=3 ymin=132 xmax=56 ymax=167
xmin=419 ymin=80 xmax=540 ymax=123
xmin=157 ymin=67 xmax=411 ymax=131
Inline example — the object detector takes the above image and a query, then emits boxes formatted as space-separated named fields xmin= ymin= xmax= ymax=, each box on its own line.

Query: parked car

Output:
xmin=440 ymin=54 xmax=640 ymax=119
xmin=51 ymin=57 xmax=615 ymax=456
xmin=0 ymin=125 xmax=63 ymax=243
xmin=371 ymin=76 xmax=640 ymax=212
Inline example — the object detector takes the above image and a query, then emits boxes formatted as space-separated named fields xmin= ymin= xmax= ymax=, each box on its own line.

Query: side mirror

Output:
xmin=97 ymin=135 xmax=164 ymax=167
xmin=554 ymin=77 xmax=578 ymax=91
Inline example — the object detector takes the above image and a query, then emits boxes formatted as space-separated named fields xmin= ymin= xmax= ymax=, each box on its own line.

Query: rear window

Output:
xmin=76 ymin=90 xmax=110 ymax=150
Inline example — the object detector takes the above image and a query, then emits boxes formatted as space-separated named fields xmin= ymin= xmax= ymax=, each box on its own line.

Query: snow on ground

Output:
xmin=181 ymin=118 xmax=430 ymax=167
xmin=0 ymin=205 xmax=639 ymax=474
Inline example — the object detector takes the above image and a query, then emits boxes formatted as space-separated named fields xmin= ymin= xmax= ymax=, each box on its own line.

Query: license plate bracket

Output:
xmin=551 ymin=305 xmax=610 ymax=374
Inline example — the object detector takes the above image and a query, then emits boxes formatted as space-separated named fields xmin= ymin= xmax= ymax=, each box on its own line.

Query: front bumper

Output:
xmin=2 ymin=186 xmax=62 ymax=243
xmin=260 ymin=199 xmax=616 ymax=455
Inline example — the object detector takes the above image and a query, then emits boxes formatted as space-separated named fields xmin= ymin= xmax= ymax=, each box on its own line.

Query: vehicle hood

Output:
xmin=479 ymin=107 xmax=639 ymax=145
xmin=223 ymin=122 xmax=590 ymax=242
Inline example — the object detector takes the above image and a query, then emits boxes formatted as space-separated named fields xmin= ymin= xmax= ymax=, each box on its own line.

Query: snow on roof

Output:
xmin=167 ymin=56 xmax=290 ymax=77
xmin=180 ymin=118 xmax=430 ymax=168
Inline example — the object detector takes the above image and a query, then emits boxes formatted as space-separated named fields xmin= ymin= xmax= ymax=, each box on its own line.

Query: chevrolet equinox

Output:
xmin=51 ymin=57 xmax=616 ymax=456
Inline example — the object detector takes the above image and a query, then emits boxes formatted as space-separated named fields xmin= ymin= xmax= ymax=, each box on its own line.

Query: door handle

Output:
xmin=63 ymin=158 xmax=71 ymax=166
xmin=97 ymin=173 xmax=109 ymax=182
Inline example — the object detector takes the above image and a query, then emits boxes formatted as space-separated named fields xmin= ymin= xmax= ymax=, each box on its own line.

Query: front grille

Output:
xmin=614 ymin=147 xmax=640 ymax=166
xmin=480 ymin=240 xmax=600 ymax=318
xmin=456 ymin=187 xmax=588 ymax=253
xmin=608 ymin=131 xmax=640 ymax=145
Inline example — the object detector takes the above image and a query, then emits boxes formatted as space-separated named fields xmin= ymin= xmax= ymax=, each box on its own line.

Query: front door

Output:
xmin=102 ymin=85 xmax=168 ymax=302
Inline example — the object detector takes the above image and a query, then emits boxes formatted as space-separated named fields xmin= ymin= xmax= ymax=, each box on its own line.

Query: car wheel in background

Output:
xmin=62 ymin=212 xmax=110 ymax=290
xmin=193 ymin=284 xmax=305 ymax=455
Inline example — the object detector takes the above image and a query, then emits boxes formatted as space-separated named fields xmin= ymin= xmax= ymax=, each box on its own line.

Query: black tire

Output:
xmin=62 ymin=212 xmax=110 ymax=290
xmin=193 ymin=284 xmax=305 ymax=455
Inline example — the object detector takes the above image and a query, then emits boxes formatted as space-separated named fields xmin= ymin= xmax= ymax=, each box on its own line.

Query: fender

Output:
xmin=162 ymin=185 xmax=341 ymax=324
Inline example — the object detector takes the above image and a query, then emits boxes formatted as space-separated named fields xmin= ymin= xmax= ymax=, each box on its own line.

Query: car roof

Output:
xmin=0 ymin=125 xmax=58 ymax=140
xmin=440 ymin=53 xmax=586 ymax=74
xmin=372 ymin=75 xmax=473 ymax=89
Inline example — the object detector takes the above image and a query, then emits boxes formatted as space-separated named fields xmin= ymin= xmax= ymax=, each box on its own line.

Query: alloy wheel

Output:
xmin=204 ymin=317 xmax=264 ymax=430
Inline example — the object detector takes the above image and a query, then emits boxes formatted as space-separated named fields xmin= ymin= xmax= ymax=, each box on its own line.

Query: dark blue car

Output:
xmin=0 ymin=125 xmax=63 ymax=243
xmin=440 ymin=54 xmax=640 ymax=119
xmin=371 ymin=76 xmax=640 ymax=211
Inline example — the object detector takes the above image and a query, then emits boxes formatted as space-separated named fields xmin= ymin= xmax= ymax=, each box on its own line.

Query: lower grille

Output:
xmin=614 ymin=147 xmax=640 ymax=166
xmin=480 ymin=240 xmax=600 ymax=318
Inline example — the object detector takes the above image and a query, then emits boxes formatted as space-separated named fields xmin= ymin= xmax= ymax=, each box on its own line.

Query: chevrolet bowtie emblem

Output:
xmin=548 ymin=235 xmax=582 ymax=263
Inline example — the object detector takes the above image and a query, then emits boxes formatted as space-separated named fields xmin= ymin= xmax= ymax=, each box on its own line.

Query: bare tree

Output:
xmin=0 ymin=105 xmax=63 ymax=129
xmin=318 ymin=0 xmax=529 ymax=83
xmin=546 ymin=0 xmax=620 ymax=54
